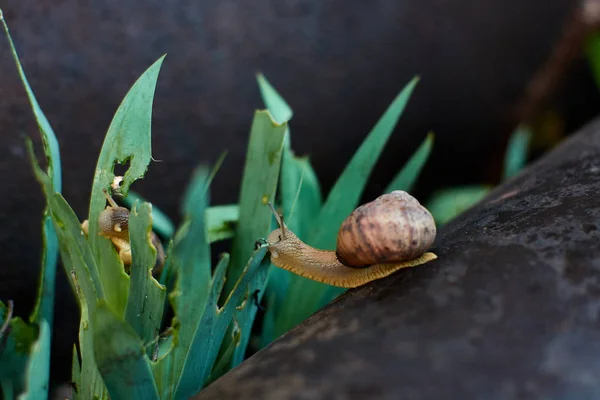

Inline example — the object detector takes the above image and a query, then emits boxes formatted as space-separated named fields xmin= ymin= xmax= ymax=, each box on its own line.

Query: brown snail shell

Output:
xmin=335 ymin=190 xmax=436 ymax=267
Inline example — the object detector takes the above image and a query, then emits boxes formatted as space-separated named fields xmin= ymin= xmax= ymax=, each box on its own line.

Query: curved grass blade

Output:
xmin=503 ymin=125 xmax=531 ymax=180
xmin=385 ymin=132 xmax=434 ymax=193
xmin=0 ymin=302 xmax=38 ymax=395
xmin=262 ymin=154 xmax=323 ymax=344
xmin=426 ymin=185 xmax=492 ymax=226
xmin=276 ymin=77 xmax=420 ymax=333
xmin=224 ymin=110 xmax=287 ymax=292
xmin=17 ymin=319 xmax=50 ymax=400
xmin=222 ymin=110 xmax=287 ymax=366
xmin=310 ymin=76 xmax=419 ymax=248
xmin=125 ymin=202 xmax=167 ymax=357
xmin=28 ymin=143 xmax=108 ymax=398
xmin=174 ymin=247 xmax=268 ymax=399
xmin=206 ymin=325 xmax=241 ymax=386
xmin=257 ymin=73 xmax=293 ymax=124
xmin=93 ymin=302 xmax=159 ymax=400
xmin=163 ymin=167 xmax=212 ymax=392
xmin=87 ymin=55 xmax=166 ymax=317
xmin=2 ymin=13 xmax=62 ymax=397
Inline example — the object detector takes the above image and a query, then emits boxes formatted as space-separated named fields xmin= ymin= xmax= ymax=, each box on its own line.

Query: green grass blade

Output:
xmin=87 ymin=55 xmax=166 ymax=317
xmin=17 ymin=319 xmax=50 ymax=400
xmin=256 ymin=73 xmax=293 ymax=124
xmin=221 ymin=110 xmax=287 ymax=366
xmin=121 ymin=191 xmax=175 ymax=239
xmin=273 ymin=77 xmax=420 ymax=333
xmin=125 ymin=202 xmax=167 ymax=358
xmin=262 ymin=154 xmax=323 ymax=344
xmin=206 ymin=205 xmax=239 ymax=243
xmin=502 ymin=125 xmax=531 ymax=180
xmin=28 ymin=147 xmax=108 ymax=398
xmin=2 ymin=13 xmax=62 ymax=395
xmin=93 ymin=302 xmax=159 ymax=400
xmin=71 ymin=345 xmax=81 ymax=398
xmin=174 ymin=247 xmax=268 ymax=398
xmin=310 ymin=77 xmax=419 ymax=248
xmin=170 ymin=255 xmax=228 ymax=398
xmin=1 ymin=11 xmax=61 ymax=193
xmin=426 ymin=185 xmax=492 ymax=226
xmin=385 ymin=132 xmax=434 ymax=193
xmin=166 ymin=167 xmax=212 ymax=391
xmin=27 ymin=140 xmax=104 ymax=302
xmin=0 ymin=302 xmax=38 ymax=395
xmin=206 ymin=328 xmax=241 ymax=386
xmin=225 ymin=110 xmax=287 ymax=292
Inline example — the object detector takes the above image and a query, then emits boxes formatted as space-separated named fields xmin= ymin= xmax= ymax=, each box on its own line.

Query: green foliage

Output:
xmin=425 ymin=185 xmax=492 ymax=225
xmin=1 ymin=7 xmax=535 ymax=397
xmin=4 ymin=26 xmax=274 ymax=397
xmin=503 ymin=125 xmax=531 ymax=180
xmin=93 ymin=302 xmax=160 ymax=399
xmin=1 ymin=10 xmax=61 ymax=399
xmin=256 ymin=74 xmax=434 ymax=342
xmin=425 ymin=125 xmax=532 ymax=226
xmin=0 ymin=302 xmax=38 ymax=396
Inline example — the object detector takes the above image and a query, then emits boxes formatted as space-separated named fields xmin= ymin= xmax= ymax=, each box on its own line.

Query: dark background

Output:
xmin=0 ymin=0 xmax=598 ymax=389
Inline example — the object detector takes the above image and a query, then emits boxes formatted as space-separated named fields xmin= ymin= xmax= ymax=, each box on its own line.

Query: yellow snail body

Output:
xmin=81 ymin=188 xmax=165 ymax=278
xmin=266 ymin=190 xmax=437 ymax=288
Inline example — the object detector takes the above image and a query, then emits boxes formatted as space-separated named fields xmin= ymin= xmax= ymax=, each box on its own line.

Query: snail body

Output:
xmin=81 ymin=188 xmax=165 ymax=278
xmin=266 ymin=190 xmax=437 ymax=288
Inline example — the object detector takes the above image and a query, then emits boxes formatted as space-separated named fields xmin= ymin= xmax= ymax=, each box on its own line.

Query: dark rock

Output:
xmin=193 ymin=116 xmax=600 ymax=399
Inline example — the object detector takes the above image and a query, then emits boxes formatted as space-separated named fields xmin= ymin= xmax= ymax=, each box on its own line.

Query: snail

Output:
xmin=81 ymin=188 xmax=165 ymax=278
xmin=265 ymin=190 xmax=437 ymax=288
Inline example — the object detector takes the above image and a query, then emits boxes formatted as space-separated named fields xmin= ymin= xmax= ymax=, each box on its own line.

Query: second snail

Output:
xmin=265 ymin=190 xmax=437 ymax=288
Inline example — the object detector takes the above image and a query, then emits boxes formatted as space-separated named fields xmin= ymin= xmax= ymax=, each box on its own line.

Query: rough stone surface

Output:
xmin=193 ymin=116 xmax=600 ymax=399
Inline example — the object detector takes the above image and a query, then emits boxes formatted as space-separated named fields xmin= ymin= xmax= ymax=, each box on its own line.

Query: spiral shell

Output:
xmin=335 ymin=190 xmax=436 ymax=267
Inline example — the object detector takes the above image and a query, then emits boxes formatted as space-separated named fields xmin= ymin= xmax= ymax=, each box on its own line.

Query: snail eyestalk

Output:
xmin=102 ymin=187 xmax=119 ymax=208
xmin=267 ymin=201 xmax=286 ymax=240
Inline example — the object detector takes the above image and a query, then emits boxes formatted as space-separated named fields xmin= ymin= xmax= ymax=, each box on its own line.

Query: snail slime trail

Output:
xmin=266 ymin=190 xmax=438 ymax=288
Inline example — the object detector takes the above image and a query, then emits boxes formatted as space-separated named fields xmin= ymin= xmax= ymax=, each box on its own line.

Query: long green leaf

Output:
xmin=310 ymin=77 xmax=419 ymax=248
xmin=276 ymin=77 xmax=420 ymax=332
xmin=2 ymin=12 xmax=62 ymax=397
xmin=125 ymin=202 xmax=167 ymax=357
xmin=93 ymin=302 xmax=159 ymax=400
xmin=222 ymin=110 xmax=287 ymax=366
xmin=164 ymin=167 xmax=212 ymax=393
xmin=28 ymin=145 xmax=107 ymax=398
xmin=426 ymin=185 xmax=492 ymax=226
xmin=174 ymin=247 xmax=268 ymax=399
xmin=206 ymin=204 xmax=239 ymax=243
xmin=256 ymin=73 xmax=293 ymax=124
xmin=263 ymin=153 xmax=323 ymax=344
xmin=0 ymin=302 xmax=37 ymax=395
xmin=87 ymin=55 xmax=166 ymax=317
xmin=385 ymin=132 xmax=434 ymax=193
xmin=17 ymin=319 xmax=51 ymax=400
xmin=225 ymin=110 xmax=288 ymax=291
xmin=502 ymin=125 xmax=531 ymax=180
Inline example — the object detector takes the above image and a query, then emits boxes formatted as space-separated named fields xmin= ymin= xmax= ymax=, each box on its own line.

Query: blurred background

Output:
xmin=1 ymin=0 xmax=599 ymax=389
